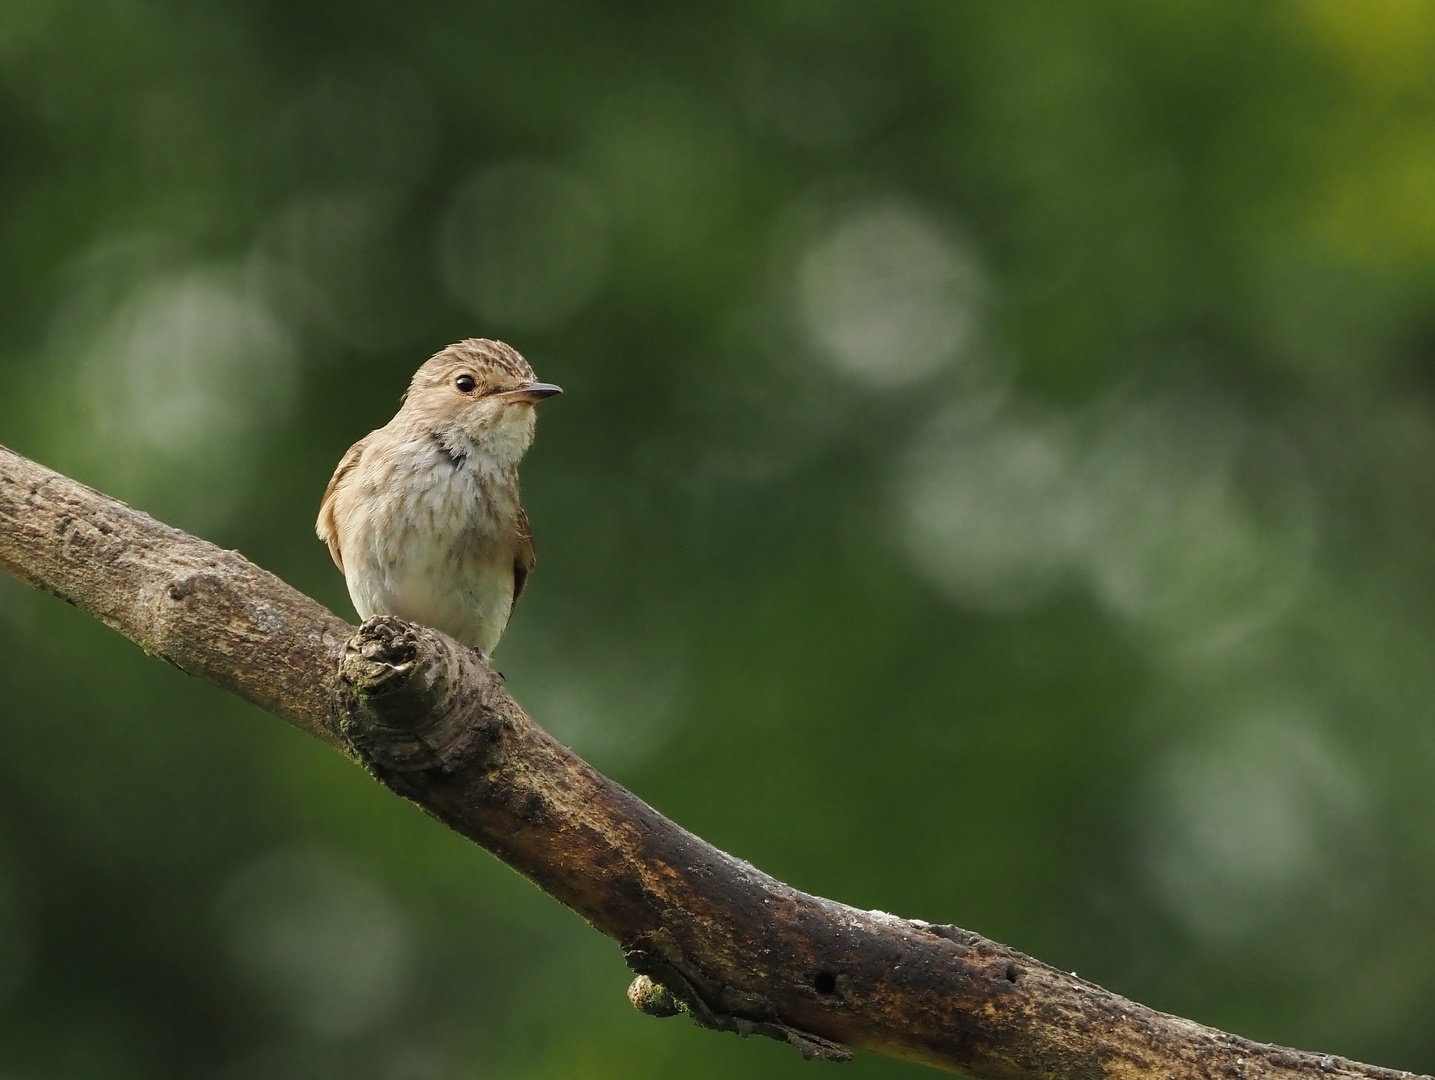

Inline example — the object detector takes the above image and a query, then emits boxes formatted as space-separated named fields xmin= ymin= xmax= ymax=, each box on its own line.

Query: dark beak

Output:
xmin=501 ymin=382 xmax=564 ymax=404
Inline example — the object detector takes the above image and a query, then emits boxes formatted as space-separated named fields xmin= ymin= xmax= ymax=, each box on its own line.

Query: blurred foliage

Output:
xmin=3 ymin=1 xmax=1435 ymax=1077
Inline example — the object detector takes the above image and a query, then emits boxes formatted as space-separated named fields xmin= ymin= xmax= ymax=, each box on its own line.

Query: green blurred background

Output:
xmin=2 ymin=1 xmax=1435 ymax=1076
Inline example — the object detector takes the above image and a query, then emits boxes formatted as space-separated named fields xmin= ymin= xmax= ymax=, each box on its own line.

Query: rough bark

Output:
xmin=0 ymin=443 xmax=1426 ymax=1080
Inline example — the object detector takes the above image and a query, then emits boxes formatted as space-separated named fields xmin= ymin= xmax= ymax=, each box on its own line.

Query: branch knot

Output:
xmin=338 ymin=615 xmax=509 ymax=774
xmin=624 ymin=937 xmax=852 ymax=1063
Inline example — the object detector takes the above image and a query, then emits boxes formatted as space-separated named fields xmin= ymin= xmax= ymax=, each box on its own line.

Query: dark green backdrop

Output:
xmin=2 ymin=2 xmax=1434 ymax=1077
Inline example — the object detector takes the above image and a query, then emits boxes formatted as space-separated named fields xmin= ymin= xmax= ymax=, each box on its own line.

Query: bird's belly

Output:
xmin=346 ymin=517 xmax=515 ymax=656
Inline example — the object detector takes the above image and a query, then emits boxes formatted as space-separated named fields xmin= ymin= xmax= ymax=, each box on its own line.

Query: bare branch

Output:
xmin=0 ymin=443 xmax=1426 ymax=1080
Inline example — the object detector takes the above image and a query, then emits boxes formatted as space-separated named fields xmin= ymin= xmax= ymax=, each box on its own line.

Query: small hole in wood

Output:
xmin=1005 ymin=963 xmax=1020 ymax=983
xmin=814 ymin=970 xmax=837 ymax=995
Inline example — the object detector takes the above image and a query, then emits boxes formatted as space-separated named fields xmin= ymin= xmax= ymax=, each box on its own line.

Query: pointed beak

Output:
xmin=500 ymin=382 xmax=564 ymax=404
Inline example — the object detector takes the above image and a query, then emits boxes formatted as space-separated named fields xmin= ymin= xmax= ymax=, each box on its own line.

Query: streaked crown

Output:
xmin=408 ymin=338 xmax=536 ymax=398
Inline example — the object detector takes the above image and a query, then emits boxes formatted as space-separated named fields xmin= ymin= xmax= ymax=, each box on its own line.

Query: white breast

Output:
xmin=337 ymin=435 xmax=520 ymax=656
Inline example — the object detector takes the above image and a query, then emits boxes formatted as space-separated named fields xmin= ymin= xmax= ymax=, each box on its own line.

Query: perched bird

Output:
xmin=317 ymin=338 xmax=561 ymax=658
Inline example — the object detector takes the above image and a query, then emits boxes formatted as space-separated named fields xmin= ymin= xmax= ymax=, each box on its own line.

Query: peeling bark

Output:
xmin=0 ymin=443 xmax=1427 ymax=1080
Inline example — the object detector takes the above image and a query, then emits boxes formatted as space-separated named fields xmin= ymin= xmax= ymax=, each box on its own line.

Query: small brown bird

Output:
xmin=317 ymin=338 xmax=561 ymax=658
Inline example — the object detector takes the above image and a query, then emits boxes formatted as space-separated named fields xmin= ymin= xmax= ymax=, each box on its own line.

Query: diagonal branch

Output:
xmin=0 ymin=442 xmax=1425 ymax=1079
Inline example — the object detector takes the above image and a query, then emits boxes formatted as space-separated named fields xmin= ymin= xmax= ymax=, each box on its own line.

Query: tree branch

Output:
xmin=0 ymin=443 xmax=1425 ymax=1080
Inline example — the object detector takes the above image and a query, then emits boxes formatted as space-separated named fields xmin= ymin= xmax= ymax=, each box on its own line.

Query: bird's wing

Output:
xmin=512 ymin=504 xmax=537 ymax=611
xmin=316 ymin=435 xmax=369 ymax=574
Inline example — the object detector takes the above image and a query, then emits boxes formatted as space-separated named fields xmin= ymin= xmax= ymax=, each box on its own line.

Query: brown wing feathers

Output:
xmin=316 ymin=436 xmax=368 ymax=574
xmin=512 ymin=504 xmax=536 ymax=609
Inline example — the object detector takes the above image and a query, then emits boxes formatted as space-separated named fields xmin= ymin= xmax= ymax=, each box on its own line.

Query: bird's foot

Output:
xmin=470 ymin=644 xmax=504 ymax=679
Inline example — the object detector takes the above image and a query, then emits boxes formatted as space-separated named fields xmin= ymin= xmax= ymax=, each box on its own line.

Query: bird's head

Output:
xmin=401 ymin=338 xmax=562 ymax=466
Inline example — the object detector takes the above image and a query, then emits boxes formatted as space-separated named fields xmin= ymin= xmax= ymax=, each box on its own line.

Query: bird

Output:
xmin=317 ymin=338 xmax=561 ymax=658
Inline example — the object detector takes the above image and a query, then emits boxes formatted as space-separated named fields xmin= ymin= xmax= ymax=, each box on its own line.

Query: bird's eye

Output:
xmin=455 ymin=374 xmax=477 ymax=393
